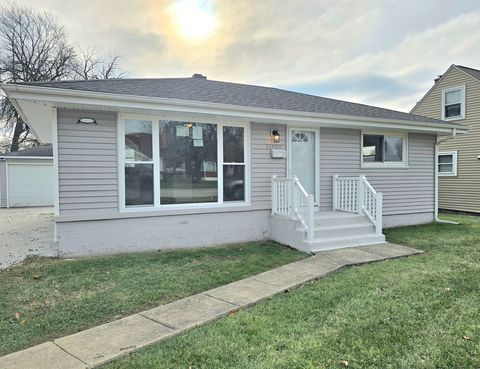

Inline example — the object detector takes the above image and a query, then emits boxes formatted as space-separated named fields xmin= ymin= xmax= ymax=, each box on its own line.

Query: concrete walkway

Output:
xmin=0 ymin=243 xmax=423 ymax=369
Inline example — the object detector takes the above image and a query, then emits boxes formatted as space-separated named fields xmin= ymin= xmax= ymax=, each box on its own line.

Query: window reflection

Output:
xmin=159 ymin=121 xmax=218 ymax=204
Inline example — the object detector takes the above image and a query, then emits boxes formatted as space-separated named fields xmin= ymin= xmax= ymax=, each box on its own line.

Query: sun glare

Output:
xmin=170 ymin=0 xmax=217 ymax=41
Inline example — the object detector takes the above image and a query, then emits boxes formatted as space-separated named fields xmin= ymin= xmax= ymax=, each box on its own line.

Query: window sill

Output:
xmin=120 ymin=201 xmax=251 ymax=214
xmin=438 ymin=173 xmax=457 ymax=177
xmin=55 ymin=203 xmax=259 ymax=223
xmin=361 ymin=163 xmax=409 ymax=169
xmin=443 ymin=116 xmax=465 ymax=122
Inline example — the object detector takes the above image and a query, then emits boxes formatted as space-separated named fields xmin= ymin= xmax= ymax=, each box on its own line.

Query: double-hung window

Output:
xmin=438 ymin=151 xmax=457 ymax=176
xmin=124 ymin=119 xmax=154 ymax=206
xmin=442 ymin=86 xmax=465 ymax=120
xmin=121 ymin=116 xmax=249 ymax=210
xmin=362 ymin=132 xmax=408 ymax=167
xmin=223 ymin=126 xmax=246 ymax=201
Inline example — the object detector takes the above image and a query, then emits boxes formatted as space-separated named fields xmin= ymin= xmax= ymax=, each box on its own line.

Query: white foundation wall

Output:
xmin=55 ymin=210 xmax=271 ymax=257
xmin=383 ymin=212 xmax=434 ymax=228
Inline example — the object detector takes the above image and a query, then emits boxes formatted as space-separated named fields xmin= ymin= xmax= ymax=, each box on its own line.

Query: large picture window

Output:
xmin=120 ymin=116 xmax=249 ymax=209
xmin=362 ymin=132 xmax=407 ymax=167
xmin=159 ymin=121 xmax=218 ymax=204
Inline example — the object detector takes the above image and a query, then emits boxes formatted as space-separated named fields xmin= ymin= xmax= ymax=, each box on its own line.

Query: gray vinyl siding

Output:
xmin=412 ymin=66 xmax=480 ymax=213
xmin=56 ymin=108 xmax=433 ymax=220
xmin=319 ymin=128 xmax=435 ymax=215
xmin=0 ymin=160 xmax=6 ymax=207
xmin=56 ymin=112 xmax=286 ymax=218
xmin=57 ymin=109 xmax=118 ymax=217
xmin=250 ymin=123 xmax=287 ymax=209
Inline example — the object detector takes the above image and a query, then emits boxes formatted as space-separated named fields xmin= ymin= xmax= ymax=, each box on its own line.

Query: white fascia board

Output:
xmin=2 ymin=83 xmax=468 ymax=135
xmin=0 ymin=156 xmax=53 ymax=160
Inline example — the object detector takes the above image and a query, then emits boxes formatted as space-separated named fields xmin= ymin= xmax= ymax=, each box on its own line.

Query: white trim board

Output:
xmin=0 ymin=156 xmax=53 ymax=160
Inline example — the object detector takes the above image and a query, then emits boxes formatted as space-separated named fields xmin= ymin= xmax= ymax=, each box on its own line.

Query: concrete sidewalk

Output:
xmin=0 ymin=242 xmax=423 ymax=369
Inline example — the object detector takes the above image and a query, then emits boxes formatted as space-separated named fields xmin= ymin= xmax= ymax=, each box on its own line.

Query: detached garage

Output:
xmin=0 ymin=144 xmax=54 ymax=208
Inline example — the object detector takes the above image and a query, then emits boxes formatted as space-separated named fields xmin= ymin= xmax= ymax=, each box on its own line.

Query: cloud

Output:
xmin=3 ymin=0 xmax=480 ymax=112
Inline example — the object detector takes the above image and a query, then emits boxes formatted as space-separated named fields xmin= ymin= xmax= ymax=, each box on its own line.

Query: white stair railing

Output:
xmin=272 ymin=176 xmax=315 ymax=241
xmin=333 ymin=175 xmax=383 ymax=235
xmin=332 ymin=176 xmax=359 ymax=213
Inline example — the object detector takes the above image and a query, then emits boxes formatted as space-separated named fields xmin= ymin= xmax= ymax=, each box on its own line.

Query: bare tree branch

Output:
xmin=71 ymin=48 xmax=124 ymax=80
xmin=0 ymin=4 xmax=125 ymax=152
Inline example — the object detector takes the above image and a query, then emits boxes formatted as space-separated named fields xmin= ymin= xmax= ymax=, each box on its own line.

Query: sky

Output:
xmin=4 ymin=0 xmax=480 ymax=112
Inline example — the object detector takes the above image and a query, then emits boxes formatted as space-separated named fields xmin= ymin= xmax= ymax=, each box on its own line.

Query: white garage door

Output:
xmin=8 ymin=163 xmax=54 ymax=207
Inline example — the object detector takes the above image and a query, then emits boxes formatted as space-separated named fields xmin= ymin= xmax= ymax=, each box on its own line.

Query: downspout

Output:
xmin=435 ymin=128 xmax=459 ymax=224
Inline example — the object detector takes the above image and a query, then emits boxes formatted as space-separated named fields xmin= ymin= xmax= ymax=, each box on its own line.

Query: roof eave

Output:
xmin=0 ymin=155 xmax=53 ymax=159
xmin=1 ymin=83 xmax=467 ymax=136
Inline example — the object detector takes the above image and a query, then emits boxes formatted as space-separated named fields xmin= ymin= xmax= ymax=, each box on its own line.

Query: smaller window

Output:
xmin=223 ymin=126 xmax=245 ymax=202
xmin=442 ymin=86 xmax=465 ymax=120
xmin=124 ymin=119 xmax=154 ymax=206
xmin=438 ymin=151 xmax=457 ymax=176
xmin=362 ymin=133 xmax=407 ymax=166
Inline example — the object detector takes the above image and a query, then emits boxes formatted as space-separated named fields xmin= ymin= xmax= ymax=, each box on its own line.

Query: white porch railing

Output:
xmin=271 ymin=176 xmax=315 ymax=241
xmin=333 ymin=175 xmax=383 ymax=235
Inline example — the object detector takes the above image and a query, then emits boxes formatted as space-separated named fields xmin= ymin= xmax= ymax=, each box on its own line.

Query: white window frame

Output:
xmin=441 ymin=85 xmax=465 ymax=121
xmin=361 ymin=130 xmax=409 ymax=168
xmin=118 ymin=113 xmax=250 ymax=212
xmin=438 ymin=150 xmax=457 ymax=177
xmin=122 ymin=118 xmax=156 ymax=208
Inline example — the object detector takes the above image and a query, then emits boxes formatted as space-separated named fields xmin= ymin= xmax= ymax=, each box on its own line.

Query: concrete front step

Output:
xmin=271 ymin=211 xmax=385 ymax=253
xmin=314 ymin=211 xmax=368 ymax=226
xmin=308 ymin=233 xmax=386 ymax=252
xmin=314 ymin=222 xmax=375 ymax=239
xmin=299 ymin=222 xmax=376 ymax=239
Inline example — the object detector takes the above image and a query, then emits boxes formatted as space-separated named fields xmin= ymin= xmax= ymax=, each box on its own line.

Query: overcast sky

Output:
xmin=5 ymin=0 xmax=480 ymax=112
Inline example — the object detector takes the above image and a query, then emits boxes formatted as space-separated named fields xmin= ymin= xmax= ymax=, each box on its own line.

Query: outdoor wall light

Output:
xmin=77 ymin=117 xmax=97 ymax=125
xmin=271 ymin=129 xmax=280 ymax=143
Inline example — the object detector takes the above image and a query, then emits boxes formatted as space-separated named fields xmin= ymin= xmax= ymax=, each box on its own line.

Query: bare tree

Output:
xmin=0 ymin=4 xmax=75 ymax=152
xmin=0 ymin=4 xmax=125 ymax=152
xmin=71 ymin=48 xmax=124 ymax=80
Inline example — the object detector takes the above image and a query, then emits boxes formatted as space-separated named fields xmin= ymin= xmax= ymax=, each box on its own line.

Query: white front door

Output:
xmin=290 ymin=129 xmax=319 ymax=202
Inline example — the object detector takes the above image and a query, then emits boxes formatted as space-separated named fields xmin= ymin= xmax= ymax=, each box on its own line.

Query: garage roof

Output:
xmin=2 ymin=144 xmax=53 ymax=157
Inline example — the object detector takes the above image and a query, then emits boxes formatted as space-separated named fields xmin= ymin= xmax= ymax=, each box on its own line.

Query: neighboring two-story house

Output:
xmin=412 ymin=64 xmax=480 ymax=214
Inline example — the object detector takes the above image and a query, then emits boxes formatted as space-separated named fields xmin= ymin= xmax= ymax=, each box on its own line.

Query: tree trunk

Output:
xmin=10 ymin=117 xmax=25 ymax=152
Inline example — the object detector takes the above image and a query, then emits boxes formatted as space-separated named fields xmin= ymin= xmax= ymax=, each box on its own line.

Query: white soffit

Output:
xmin=14 ymin=99 xmax=54 ymax=142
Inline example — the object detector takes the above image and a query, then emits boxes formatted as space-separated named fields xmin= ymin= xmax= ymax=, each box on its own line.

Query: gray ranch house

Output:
xmin=1 ymin=75 xmax=466 ymax=256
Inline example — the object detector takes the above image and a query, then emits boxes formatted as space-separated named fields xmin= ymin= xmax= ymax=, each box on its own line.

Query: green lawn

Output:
xmin=0 ymin=242 xmax=306 ymax=356
xmin=102 ymin=214 xmax=480 ymax=369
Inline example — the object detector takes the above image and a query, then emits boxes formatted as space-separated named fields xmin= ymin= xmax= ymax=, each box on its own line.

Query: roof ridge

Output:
xmin=14 ymin=77 xmax=190 ymax=85
xmin=456 ymin=64 xmax=480 ymax=73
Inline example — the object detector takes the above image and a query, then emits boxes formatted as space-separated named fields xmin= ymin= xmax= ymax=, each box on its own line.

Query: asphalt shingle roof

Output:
xmin=456 ymin=65 xmax=480 ymax=82
xmin=3 ymin=144 xmax=53 ymax=157
xmin=19 ymin=76 xmax=445 ymax=124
